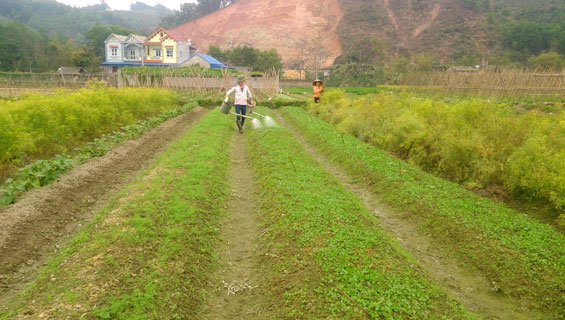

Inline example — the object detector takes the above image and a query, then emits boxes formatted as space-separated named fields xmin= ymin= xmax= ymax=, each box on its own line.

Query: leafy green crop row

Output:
xmin=194 ymin=96 xmax=307 ymax=109
xmin=310 ymin=89 xmax=565 ymax=210
xmin=1 ymin=111 xmax=233 ymax=319
xmin=0 ymin=86 xmax=180 ymax=180
xmin=284 ymin=86 xmax=385 ymax=96
xmin=0 ymin=102 xmax=197 ymax=205
xmin=281 ymin=107 xmax=565 ymax=317
xmin=260 ymin=99 xmax=306 ymax=109
xmin=121 ymin=65 xmax=240 ymax=78
xmin=247 ymin=108 xmax=475 ymax=319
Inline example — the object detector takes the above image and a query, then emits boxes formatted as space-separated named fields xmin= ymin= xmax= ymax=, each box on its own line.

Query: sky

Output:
xmin=56 ymin=0 xmax=193 ymax=11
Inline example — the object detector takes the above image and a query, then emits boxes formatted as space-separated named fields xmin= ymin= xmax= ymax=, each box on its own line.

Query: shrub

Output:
xmin=0 ymin=87 xmax=179 ymax=178
xmin=310 ymin=89 xmax=565 ymax=209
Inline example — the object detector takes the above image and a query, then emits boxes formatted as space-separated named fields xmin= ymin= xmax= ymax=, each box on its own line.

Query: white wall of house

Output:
xmin=106 ymin=41 xmax=124 ymax=62
xmin=124 ymin=44 xmax=143 ymax=61
xmin=177 ymin=42 xmax=192 ymax=64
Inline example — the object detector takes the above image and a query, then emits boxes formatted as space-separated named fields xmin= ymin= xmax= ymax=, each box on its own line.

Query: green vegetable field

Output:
xmin=0 ymin=88 xmax=563 ymax=319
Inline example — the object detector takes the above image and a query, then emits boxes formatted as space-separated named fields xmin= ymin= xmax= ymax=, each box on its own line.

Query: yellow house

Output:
xmin=143 ymin=28 xmax=194 ymax=66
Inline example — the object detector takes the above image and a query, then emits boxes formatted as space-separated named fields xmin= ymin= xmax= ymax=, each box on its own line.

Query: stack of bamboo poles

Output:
xmin=261 ymin=68 xmax=280 ymax=95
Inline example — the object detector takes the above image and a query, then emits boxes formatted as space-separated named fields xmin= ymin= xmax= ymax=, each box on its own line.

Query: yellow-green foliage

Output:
xmin=311 ymin=89 xmax=565 ymax=209
xmin=0 ymin=87 xmax=178 ymax=173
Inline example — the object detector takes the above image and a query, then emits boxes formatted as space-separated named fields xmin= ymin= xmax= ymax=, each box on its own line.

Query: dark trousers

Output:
xmin=235 ymin=105 xmax=247 ymax=125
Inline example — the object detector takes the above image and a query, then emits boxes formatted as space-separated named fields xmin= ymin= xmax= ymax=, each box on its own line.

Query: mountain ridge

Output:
xmin=171 ymin=0 xmax=563 ymax=67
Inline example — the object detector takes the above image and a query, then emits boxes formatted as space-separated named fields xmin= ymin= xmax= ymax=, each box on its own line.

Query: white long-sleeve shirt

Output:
xmin=226 ymin=85 xmax=252 ymax=105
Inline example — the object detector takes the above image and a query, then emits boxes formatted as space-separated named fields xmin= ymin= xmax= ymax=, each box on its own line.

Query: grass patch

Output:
xmin=1 ymin=111 xmax=234 ymax=319
xmin=281 ymin=107 xmax=565 ymax=317
xmin=247 ymin=108 xmax=475 ymax=319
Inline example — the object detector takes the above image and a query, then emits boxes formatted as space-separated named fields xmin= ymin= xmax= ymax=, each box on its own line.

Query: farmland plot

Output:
xmin=0 ymin=94 xmax=563 ymax=319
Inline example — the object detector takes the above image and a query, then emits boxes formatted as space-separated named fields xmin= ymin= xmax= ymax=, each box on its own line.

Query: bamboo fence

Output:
xmin=402 ymin=68 xmax=565 ymax=97
xmin=119 ymin=68 xmax=280 ymax=95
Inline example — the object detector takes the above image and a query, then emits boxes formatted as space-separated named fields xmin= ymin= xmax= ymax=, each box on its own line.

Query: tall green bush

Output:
xmin=0 ymin=86 xmax=179 ymax=176
xmin=310 ymin=89 xmax=565 ymax=209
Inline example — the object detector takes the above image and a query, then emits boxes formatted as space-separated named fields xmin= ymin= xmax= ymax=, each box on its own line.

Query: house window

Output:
xmin=130 ymin=49 xmax=136 ymax=59
xmin=154 ymin=48 xmax=161 ymax=57
xmin=166 ymin=48 xmax=174 ymax=58
xmin=111 ymin=48 xmax=118 ymax=57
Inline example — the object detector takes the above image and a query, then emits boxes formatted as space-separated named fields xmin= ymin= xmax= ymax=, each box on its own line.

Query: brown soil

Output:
xmin=170 ymin=0 xmax=343 ymax=68
xmin=275 ymin=111 xmax=541 ymax=320
xmin=202 ymin=129 xmax=267 ymax=319
xmin=0 ymin=107 xmax=209 ymax=305
xmin=412 ymin=3 xmax=442 ymax=38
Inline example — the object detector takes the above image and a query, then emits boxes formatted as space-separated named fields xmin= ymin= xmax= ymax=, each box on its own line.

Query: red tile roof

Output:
xmin=166 ymin=29 xmax=184 ymax=42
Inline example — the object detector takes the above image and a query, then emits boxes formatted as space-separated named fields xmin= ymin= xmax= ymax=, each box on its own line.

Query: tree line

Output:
xmin=0 ymin=21 xmax=74 ymax=72
xmin=0 ymin=0 xmax=168 ymax=41
xmin=208 ymin=45 xmax=283 ymax=72
xmin=0 ymin=20 xmax=137 ymax=72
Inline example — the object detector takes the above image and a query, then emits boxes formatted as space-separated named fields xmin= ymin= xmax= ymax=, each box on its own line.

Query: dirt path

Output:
xmin=275 ymin=111 xmax=539 ymax=320
xmin=202 ymin=131 xmax=266 ymax=319
xmin=0 ymin=107 xmax=209 ymax=304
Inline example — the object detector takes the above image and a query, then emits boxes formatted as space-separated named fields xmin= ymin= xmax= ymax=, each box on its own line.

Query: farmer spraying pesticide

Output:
xmin=225 ymin=75 xmax=254 ymax=133
xmin=219 ymin=75 xmax=276 ymax=129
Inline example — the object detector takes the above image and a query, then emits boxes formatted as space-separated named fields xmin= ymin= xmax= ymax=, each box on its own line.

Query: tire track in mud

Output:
xmin=0 ymin=107 xmax=209 ymax=305
xmin=274 ymin=110 xmax=539 ymax=320
xmin=202 ymin=130 xmax=266 ymax=319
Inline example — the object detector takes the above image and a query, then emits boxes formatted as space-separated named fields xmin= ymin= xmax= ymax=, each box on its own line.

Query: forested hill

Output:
xmin=0 ymin=0 xmax=172 ymax=40
xmin=0 ymin=0 xmax=172 ymax=72
xmin=335 ymin=0 xmax=564 ymax=66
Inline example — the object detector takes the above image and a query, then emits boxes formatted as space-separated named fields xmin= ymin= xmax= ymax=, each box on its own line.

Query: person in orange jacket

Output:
xmin=312 ymin=79 xmax=324 ymax=103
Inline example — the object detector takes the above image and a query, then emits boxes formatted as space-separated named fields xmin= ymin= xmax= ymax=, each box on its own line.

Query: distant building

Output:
xmin=104 ymin=33 xmax=127 ymax=64
xmin=102 ymin=33 xmax=144 ymax=72
xmin=123 ymin=34 xmax=146 ymax=62
xmin=58 ymin=67 xmax=86 ymax=82
xmin=143 ymin=28 xmax=197 ymax=66
xmin=101 ymin=28 xmax=198 ymax=73
xmin=58 ymin=67 xmax=86 ymax=75
xmin=178 ymin=53 xmax=232 ymax=69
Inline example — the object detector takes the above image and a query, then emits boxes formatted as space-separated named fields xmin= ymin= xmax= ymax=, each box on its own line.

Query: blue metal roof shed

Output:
xmin=180 ymin=54 xmax=235 ymax=69
xmin=197 ymin=54 xmax=229 ymax=68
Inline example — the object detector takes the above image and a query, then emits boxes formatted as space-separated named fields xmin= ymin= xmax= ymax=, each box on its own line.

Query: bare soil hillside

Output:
xmin=170 ymin=0 xmax=343 ymax=68
xmin=335 ymin=0 xmax=488 ymax=62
